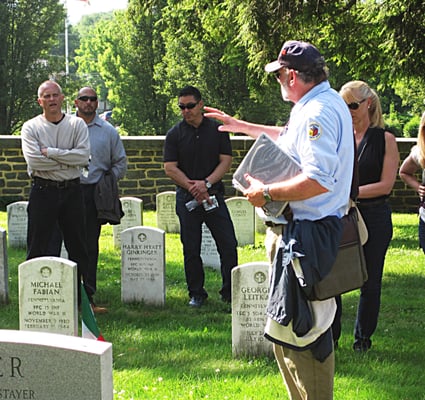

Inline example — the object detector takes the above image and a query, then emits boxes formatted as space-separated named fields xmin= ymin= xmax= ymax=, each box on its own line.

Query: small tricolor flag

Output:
xmin=81 ymin=283 xmax=105 ymax=341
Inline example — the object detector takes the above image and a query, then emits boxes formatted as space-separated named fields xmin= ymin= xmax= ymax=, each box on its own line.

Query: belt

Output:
xmin=33 ymin=176 xmax=80 ymax=189
xmin=264 ymin=221 xmax=284 ymax=227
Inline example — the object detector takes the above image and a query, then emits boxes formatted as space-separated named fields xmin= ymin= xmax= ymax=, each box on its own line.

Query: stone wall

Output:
xmin=0 ymin=135 xmax=419 ymax=213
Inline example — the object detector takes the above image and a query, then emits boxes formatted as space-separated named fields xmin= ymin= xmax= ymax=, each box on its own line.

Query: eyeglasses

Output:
xmin=178 ymin=102 xmax=199 ymax=110
xmin=347 ymin=98 xmax=367 ymax=110
xmin=77 ymin=96 xmax=98 ymax=102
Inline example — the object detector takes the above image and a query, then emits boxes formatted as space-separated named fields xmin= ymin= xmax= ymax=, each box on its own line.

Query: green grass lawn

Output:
xmin=1 ymin=212 xmax=425 ymax=399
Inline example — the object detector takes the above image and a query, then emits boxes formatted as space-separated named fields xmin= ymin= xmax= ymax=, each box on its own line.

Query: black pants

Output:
xmin=81 ymin=184 xmax=102 ymax=296
xmin=27 ymin=181 xmax=90 ymax=303
xmin=176 ymin=188 xmax=238 ymax=301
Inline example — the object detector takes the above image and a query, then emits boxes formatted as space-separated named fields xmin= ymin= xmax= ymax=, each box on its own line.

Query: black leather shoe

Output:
xmin=188 ymin=297 xmax=204 ymax=307
xmin=353 ymin=338 xmax=371 ymax=353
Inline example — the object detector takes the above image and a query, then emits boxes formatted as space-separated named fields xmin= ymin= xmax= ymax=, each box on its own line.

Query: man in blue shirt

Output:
xmin=205 ymin=40 xmax=353 ymax=400
xmin=75 ymin=87 xmax=127 ymax=313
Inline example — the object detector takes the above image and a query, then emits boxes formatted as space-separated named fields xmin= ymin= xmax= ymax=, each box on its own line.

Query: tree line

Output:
xmin=1 ymin=0 xmax=424 ymax=136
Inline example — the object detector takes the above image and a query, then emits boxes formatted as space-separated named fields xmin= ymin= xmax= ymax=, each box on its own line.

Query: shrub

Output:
xmin=403 ymin=114 xmax=421 ymax=138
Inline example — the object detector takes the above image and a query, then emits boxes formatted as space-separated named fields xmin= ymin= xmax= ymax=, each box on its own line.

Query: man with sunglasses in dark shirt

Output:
xmin=163 ymin=85 xmax=238 ymax=308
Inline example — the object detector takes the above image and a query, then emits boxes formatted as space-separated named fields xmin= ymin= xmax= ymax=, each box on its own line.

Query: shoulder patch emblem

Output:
xmin=308 ymin=122 xmax=322 ymax=140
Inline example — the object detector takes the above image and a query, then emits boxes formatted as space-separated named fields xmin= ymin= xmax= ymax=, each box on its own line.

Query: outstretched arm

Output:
xmin=203 ymin=106 xmax=283 ymax=141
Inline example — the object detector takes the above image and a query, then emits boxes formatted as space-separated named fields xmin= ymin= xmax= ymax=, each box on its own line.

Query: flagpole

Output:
xmin=65 ymin=5 xmax=69 ymax=80
xmin=64 ymin=0 xmax=70 ymax=112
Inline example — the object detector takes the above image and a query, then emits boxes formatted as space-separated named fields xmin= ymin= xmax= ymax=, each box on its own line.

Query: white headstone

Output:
xmin=121 ymin=226 xmax=166 ymax=306
xmin=226 ymin=197 xmax=255 ymax=246
xmin=156 ymin=191 xmax=180 ymax=233
xmin=18 ymin=257 xmax=78 ymax=336
xmin=113 ymin=197 xmax=144 ymax=247
xmin=0 ymin=329 xmax=113 ymax=400
xmin=6 ymin=201 xmax=28 ymax=248
xmin=231 ymin=262 xmax=273 ymax=357
xmin=200 ymin=223 xmax=220 ymax=270
xmin=255 ymin=210 xmax=267 ymax=234
xmin=0 ymin=228 xmax=9 ymax=304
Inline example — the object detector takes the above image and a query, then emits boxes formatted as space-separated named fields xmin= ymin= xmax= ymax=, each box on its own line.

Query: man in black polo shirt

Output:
xmin=163 ymin=85 xmax=238 ymax=307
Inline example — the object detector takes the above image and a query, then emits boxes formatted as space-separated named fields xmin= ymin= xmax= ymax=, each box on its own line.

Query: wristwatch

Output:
xmin=205 ymin=179 xmax=212 ymax=189
xmin=263 ymin=186 xmax=272 ymax=202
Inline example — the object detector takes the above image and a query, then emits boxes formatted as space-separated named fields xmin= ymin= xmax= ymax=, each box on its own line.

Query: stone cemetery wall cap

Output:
xmin=265 ymin=40 xmax=325 ymax=73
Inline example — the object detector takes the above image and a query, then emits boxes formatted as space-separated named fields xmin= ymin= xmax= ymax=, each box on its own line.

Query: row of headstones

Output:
xmin=0 ymin=254 xmax=270 ymax=399
xmin=1 ymin=224 xmax=272 ymax=356
xmin=0 ymin=194 xmax=272 ymax=399
xmin=7 ymin=192 xmax=266 ymax=250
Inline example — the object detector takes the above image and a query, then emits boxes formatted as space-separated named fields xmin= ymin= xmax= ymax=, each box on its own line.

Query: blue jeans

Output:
xmin=354 ymin=202 xmax=392 ymax=342
xmin=176 ymin=188 xmax=238 ymax=300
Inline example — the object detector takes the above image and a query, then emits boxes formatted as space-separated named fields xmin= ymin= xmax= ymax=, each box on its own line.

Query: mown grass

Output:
xmin=1 ymin=211 xmax=424 ymax=399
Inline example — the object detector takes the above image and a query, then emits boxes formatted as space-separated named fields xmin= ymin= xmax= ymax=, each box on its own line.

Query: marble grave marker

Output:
xmin=200 ymin=223 xmax=220 ymax=270
xmin=231 ymin=261 xmax=273 ymax=357
xmin=121 ymin=226 xmax=166 ymax=306
xmin=226 ymin=197 xmax=255 ymax=246
xmin=0 ymin=329 xmax=113 ymax=400
xmin=113 ymin=197 xmax=144 ymax=247
xmin=156 ymin=191 xmax=180 ymax=233
xmin=7 ymin=201 xmax=28 ymax=248
xmin=18 ymin=256 xmax=78 ymax=336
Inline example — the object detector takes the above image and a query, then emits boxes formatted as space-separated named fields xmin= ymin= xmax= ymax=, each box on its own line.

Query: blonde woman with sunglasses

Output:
xmin=336 ymin=81 xmax=399 ymax=352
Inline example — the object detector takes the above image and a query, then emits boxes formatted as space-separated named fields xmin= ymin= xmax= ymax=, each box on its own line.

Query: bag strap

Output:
xmin=350 ymin=133 xmax=359 ymax=201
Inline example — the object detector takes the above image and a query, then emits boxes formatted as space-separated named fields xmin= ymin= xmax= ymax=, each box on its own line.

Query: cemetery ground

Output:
xmin=1 ymin=211 xmax=425 ymax=400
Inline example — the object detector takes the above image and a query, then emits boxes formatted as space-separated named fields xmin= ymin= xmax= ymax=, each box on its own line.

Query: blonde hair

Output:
xmin=416 ymin=111 xmax=425 ymax=168
xmin=37 ymin=80 xmax=62 ymax=98
xmin=339 ymin=80 xmax=385 ymax=128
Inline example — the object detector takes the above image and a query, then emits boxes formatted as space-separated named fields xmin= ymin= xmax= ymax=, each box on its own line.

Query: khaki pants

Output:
xmin=273 ymin=344 xmax=334 ymax=400
xmin=265 ymin=225 xmax=283 ymax=266
xmin=265 ymin=224 xmax=334 ymax=400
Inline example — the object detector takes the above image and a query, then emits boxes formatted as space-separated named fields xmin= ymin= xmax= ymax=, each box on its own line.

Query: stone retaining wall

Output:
xmin=0 ymin=135 xmax=419 ymax=213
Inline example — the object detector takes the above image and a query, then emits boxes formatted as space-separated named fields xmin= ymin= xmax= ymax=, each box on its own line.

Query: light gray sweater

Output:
xmin=21 ymin=114 xmax=90 ymax=181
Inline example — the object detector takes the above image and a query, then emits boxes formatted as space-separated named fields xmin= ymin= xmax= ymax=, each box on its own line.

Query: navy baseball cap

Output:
xmin=265 ymin=40 xmax=325 ymax=73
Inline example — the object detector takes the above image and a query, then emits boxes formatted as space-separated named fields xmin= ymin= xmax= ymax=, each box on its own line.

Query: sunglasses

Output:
xmin=78 ymin=96 xmax=98 ymax=102
xmin=178 ymin=102 xmax=198 ymax=110
xmin=274 ymin=67 xmax=290 ymax=80
xmin=347 ymin=98 xmax=366 ymax=110
xmin=274 ymin=69 xmax=285 ymax=80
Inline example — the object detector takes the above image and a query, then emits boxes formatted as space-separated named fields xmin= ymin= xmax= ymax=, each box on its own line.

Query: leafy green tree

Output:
xmin=73 ymin=0 xmax=425 ymax=134
xmin=223 ymin=0 xmax=425 ymax=116
xmin=75 ymin=4 xmax=168 ymax=135
xmin=158 ymin=0 xmax=289 ymax=128
xmin=0 ymin=0 xmax=66 ymax=134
